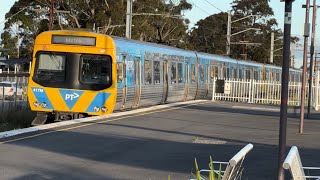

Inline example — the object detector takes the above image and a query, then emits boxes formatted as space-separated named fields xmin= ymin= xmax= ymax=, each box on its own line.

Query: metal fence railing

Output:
xmin=0 ymin=73 xmax=30 ymax=111
xmin=212 ymin=78 xmax=320 ymax=109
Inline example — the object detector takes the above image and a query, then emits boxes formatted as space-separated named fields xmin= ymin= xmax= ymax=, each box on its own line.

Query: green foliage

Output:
xmin=191 ymin=156 xmax=223 ymax=180
xmin=0 ymin=104 xmax=35 ymax=132
xmin=188 ymin=12 xmax=228 ymax=55
xmin=209 ymin=156 xmax=214 ymax=180
xmin=1 ymin=0 xmax=192 ymax=57
xmin=189 ymin=0 xmax=297 ymax=67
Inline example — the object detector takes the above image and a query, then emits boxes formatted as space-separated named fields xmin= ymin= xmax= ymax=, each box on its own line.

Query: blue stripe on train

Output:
xmin=86 ymin=92 xmax=111 ymax=112
xmin=31 ymin=87 xmax=54 ymax=109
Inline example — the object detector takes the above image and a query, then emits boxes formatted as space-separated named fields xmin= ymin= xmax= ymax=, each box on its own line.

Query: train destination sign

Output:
xmin=52 ymin=35 xmax=96 ymax=46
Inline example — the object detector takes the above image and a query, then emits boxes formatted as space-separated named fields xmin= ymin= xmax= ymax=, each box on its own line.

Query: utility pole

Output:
xmin=49 ymin=0 xmax=54 ymax=30
xmin=226 ymin=11 xmax=260 ymax=56
xmin=126 ymin=0 xmax=133 ymax=39
xmin=226 ymin=11 xmax=232 ymax=55
xmin=278 ymin=1 xmax=294 ymax=180
xmin=307 ymin=0 xmax=318 ymax=118
xmin=300 ymin=0 xmax=311 ymax=134
xmin=270 ymin=32 xmax=275 ymax=63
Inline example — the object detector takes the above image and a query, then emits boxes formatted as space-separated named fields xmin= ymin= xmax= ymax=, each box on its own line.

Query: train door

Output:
xmin=115 ymin=55 xmax=126 ymax=110
xmin=123 ymin=55 xmax=141 ymax=109
xmin=162 ymin=60 xmax=169 ymax=103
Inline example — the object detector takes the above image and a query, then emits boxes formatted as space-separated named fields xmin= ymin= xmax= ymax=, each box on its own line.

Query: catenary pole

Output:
xmin=49 ymin=0 xmax=54 ymax=30
xmin=307 ymin=0 xmax=317 ymax=118
xmin=278 ymin=0 xmax=294 ymax=180
xmin=126 ymin=0 xmax=133 ymax=39
xmin=300 ymin=0 xmax=311 ymax=133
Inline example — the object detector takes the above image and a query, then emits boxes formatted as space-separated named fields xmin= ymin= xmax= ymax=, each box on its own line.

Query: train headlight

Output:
xmin=101 ymin=106 xmax=108 ymax=112
xmin=40 ymin=102 xmax=46 ymax=108
xmin=33 ymin=101 xmax=39 ymax=107
xmin=94 ymin=106 xmax=100 ymax=112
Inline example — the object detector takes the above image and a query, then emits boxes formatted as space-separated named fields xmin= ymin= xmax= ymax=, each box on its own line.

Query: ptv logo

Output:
xmin=59 ymin=90 xmax=84 ymax=110
xmin=65 ymin=93 xmax=80 ymax=101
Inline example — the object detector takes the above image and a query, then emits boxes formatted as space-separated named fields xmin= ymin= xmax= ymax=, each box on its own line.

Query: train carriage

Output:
xmin=28 ymin=30 xmax=302 ymax=125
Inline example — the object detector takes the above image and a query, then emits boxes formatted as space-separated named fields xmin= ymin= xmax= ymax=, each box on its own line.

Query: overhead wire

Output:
xmin=203 ymin=0 xmax=223 ymax=12
xmin=187 ymin=0 xmax=211 ymax=16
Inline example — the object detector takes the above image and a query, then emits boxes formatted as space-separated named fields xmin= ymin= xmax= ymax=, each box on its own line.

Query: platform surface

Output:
xmin=0 ymin=101 xmax=320 ymax=180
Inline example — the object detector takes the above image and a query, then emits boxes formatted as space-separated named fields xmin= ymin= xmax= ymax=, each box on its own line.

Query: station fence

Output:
xmin=212 ymin=78 xmax=320 ymax=110
xmin=0 ymin=73 xmax=30 ymax=111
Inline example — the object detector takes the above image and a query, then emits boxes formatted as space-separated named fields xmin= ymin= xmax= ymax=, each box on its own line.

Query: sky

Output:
xmin=0 ymin=0 xmax=314 ymax=68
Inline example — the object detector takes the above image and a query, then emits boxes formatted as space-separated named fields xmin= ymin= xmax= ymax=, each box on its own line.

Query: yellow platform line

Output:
xmin=0 ymin=101 xmax=209 ymax=144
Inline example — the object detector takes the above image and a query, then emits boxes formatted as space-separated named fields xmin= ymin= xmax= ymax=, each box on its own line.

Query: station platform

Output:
xmin=0 ymin=101 xmax=320 ymax=179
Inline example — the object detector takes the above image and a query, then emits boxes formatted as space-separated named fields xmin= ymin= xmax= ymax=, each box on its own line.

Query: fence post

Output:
xmin=248 ymin=79 xmax=253 ymax=103
xmin=212 ymin=77 xmax=216 ymax=101
xmin=315 ymin=70 xmax=319 ymax=111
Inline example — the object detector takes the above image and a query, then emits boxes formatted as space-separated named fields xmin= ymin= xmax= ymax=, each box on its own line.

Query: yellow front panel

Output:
xmin=28 ymin=30 xmax=117 ymax=116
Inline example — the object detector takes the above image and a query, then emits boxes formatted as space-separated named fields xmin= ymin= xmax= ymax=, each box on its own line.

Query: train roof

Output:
xmin=39 ymin=31 xmax=302 ymax=73
xmin=112 ymin=36 xmax=197 ymax=57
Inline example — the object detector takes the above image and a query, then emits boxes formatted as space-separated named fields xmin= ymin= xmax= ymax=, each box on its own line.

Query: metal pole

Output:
xmin=315 ymin=67 xmax=319 ymax=111
xmin=49 ymin=0 xmax=54 ymax=30
xmin=300 ymin=0 xmax=311 ymax=134
xmin=126 ymin=0 xmax=133 ymax=39
xmin=270 ymin=32 xmax=275 ymax=63
xmin=307 ymin=1 xmax=317 ymax=118
xmin=226 ymin=11 xmax=231 ymax=55
xmin=278 ymin=1 xmax=293 ymax=180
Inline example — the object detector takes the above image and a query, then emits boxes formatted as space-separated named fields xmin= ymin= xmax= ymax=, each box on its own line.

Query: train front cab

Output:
xmin=28 ymin=31 xmax=117 ymax=125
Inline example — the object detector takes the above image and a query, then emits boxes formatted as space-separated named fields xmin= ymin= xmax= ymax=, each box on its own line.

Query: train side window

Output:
xmin=254 ymin=71 xmax=258 ymax=80
xmin=245 ymin=70 xmax=251 ymax=80
xmin=276 ymin=72 xmax=280 ymax=81
xmin=171 ymin=62 xmax=177 ymax=84
xmin=144 ymin=60 xmax=152 ymax=85
xmin=191 ymin=64 xmax=196 ymax=83
xmin=199 ymin=65 xmax=205 ymax=83
xmin=239 ymin=69 xmax=243 ymax=79
xmin=178 ymin=63 xmax=183 ymax=83
xmin=153 ymin=61 xmax=160 ymax=84
xmin=210 ymin=66 xmax=216 ymax=81
xmin=117 ymin=62 xmax=123 ymax=83
xmin=226 ymin=67 xmax=230 ymax=79
xmin=234 ymin=68 xmax=238 ymax=79
xmin=210 ymin=66 xmax=214 ymax=81
xmin=290 ymin=74 xmax=294 ymax=82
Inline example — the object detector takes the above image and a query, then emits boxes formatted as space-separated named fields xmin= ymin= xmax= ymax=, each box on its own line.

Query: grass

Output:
xmin=0 ymin=102 xmax=35 ymax=132
xmin=190 ymin=156 xmax=223 ymax=180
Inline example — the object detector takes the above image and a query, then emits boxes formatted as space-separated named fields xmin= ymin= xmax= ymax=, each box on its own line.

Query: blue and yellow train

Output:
xmin=28 ymin=30 xmax=301 ymax=125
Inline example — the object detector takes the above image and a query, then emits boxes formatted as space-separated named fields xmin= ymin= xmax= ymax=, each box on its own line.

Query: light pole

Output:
xmin=126 ymin=0 xmax=133 ymax=39
xmin=307 ymin=1 xmax=319 ymax=118
xmin=300 ymin=0 xmax=311 ymax=134
xmin=226 ymin=11 xmax=260 ymax=55
xmin=278 ymin=1 xmax=294 ymax=180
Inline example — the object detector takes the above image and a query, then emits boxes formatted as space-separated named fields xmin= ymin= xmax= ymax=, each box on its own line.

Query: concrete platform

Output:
xmin=0 ymin=101 xmax=320 ymax=180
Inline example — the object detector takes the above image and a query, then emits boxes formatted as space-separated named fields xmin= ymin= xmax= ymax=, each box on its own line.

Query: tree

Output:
xmin=188 ymin=12 xmax=228 ymax=55
xmin=188 ymin=0 xmax=292 ymax=65
xmin=1 ymin=0 xmax=192 ymax=58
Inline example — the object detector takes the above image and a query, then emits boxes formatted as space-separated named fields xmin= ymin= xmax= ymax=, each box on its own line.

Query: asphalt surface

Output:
xmin=0 ymin=101 xmax=320 ymax=180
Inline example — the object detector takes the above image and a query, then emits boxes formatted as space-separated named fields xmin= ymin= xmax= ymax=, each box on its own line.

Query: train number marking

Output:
xmin=65 ymin=93 xmax=80 ymax=101
xmin=33 ymin=88 xmax=44 ymax=93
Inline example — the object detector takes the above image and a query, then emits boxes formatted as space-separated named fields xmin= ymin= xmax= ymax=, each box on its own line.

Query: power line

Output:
xmin=187 ymin=0 xmax=211 ymax=16
xmin=203 ymin=0 xmax=223 ymax=12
